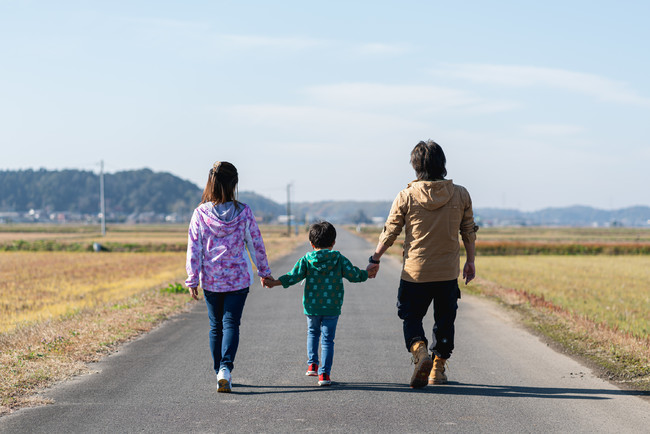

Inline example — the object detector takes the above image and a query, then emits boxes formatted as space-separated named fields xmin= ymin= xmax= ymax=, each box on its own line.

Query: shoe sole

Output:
xmin=428 ymin=377 xmax=448 ymax=385
xmin=217 ymin=379 xmax=231 ymax=393
xmin=306 ymin=372 xmax=318 ymax=376
xmin=318 ymin=381 xmax=332 ymax=386
xmin=410 ymin=358 xmax=433 ymax=388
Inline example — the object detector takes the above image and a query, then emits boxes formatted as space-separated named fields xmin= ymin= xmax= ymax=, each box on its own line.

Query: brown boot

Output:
xmin=409 ymin=341 xmax=433 ymax=388
xmin=428 ymin=355 xmax=448 ymax=385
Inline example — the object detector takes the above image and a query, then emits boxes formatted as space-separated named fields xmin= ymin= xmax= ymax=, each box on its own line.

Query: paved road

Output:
xmin=1 ymin=229 xmax=649 ymax=433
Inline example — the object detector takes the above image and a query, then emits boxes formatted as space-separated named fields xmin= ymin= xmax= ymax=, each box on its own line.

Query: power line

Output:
xmin=286 ymin=183 xmax=292 ymax=236
xmin=99 ymin=160 xmax=106 ymax=237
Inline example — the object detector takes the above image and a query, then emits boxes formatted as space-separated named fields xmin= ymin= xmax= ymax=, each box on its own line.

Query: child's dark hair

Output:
xmin=410 ymin=140 xmax=447 ymax=181
xmin=309 ymin=221 xmax=336 ymax=248
xmin=200 ymin=161 xmax=239 ymax=206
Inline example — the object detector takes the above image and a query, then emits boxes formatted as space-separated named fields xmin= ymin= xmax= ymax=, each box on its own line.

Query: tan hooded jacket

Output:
xmin=379 ymin=180 xmax=477 ymax=282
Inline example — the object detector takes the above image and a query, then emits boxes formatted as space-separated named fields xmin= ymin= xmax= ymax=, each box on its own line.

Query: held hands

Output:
xmin=366 ymin=263 xmax=379 ymax=279
xmin=261 ymin=276 xmax=281 ymax=288
xmin=463 ymin=262 xmax=476 ymax=285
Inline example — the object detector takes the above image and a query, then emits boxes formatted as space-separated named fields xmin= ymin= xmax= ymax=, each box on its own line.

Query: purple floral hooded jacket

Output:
xmin=185 ymin=202 xmax=271 ymax=292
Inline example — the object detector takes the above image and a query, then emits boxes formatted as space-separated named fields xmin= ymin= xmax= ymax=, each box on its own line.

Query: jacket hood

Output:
xmin=407 ymin=179 xmax=454 ymax=211
xmin=196 ymin=202 xmax=246 ymax=237
xmin=305 ymin=249 xmax=341 ymax=273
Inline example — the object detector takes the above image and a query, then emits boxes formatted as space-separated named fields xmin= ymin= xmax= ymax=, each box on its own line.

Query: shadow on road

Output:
xmin=232 ymin=382 xmax=648 ymax=400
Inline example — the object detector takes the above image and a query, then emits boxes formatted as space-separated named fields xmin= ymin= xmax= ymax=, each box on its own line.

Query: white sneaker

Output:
xmin=217 ymin=367 xmax=232 ymax=393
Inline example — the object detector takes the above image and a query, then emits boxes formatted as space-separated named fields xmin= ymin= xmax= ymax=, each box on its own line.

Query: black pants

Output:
xmin=396 ymin=279 xmax=460 ymax=359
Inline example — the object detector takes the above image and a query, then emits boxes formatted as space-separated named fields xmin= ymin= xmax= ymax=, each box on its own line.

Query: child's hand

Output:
xmin=366 ymin=263 xmax=379 ymax=279
xmin=264 ymin=277 xmax=282 ymax=288
xmin=261 ymin=276 xmax=280 ymax=288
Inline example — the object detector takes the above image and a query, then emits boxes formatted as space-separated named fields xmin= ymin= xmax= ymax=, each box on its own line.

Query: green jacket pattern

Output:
xmin=279 ymin=249 xmax=369 ymax=315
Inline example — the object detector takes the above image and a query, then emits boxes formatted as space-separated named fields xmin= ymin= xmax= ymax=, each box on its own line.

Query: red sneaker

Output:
xmin=306 ymin=363 xmax=318 ymax=376
xmin=318 ymin=373 xmax=331 ymax=386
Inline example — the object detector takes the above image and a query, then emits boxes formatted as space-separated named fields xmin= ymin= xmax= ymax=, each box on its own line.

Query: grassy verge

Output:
xmin=1 ymin=287 xmax=191 ymax=414
xmin=465 ymin=279 xmax=650 ymax=392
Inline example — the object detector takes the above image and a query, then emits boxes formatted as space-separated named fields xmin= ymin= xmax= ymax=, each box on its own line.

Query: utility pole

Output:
xmin=286 ymin=183 xmax=292 ymax=236
xmin=100 ymin=160 xmax=106 ymax=237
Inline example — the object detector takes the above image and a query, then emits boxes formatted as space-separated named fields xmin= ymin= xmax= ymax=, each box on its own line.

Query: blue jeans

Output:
xmin=204 ymin=287 xmax=249 ymax=375
xmin=306 ymin=315 xmax=339 ymax=375
xmin=396 ymin=279 xmax=460 ymax=359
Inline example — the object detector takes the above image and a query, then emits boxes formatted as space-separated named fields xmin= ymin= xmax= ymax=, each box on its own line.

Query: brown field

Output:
xmin=0 ymin=224 xmax=187 ymax=246
xmin=475 ymin=255 xmax=650 ymax=338
xmin=476 ymin=226 xmax=650 ymax=243
xmin=0 ymin=251 xmax=186 ymax=333
xmin=0 ymin=224 xmax=300 ymax=333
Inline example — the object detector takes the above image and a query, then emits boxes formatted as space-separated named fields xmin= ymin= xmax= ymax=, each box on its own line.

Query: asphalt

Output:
xmin=1 ymin=229 xmax=649 ymax=433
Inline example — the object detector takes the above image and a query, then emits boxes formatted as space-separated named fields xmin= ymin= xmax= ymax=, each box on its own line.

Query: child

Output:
xmin=186 ymin=161 xmax=272 ymax=393
xmin=263 ymin=221 xmax=370 ymax=386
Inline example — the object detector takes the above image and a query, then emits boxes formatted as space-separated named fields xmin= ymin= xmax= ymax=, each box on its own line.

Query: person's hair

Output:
xmin=410 ymin=140 xmax=447 ymax=181
xmin=309 ymin=221 xmax=336 ymax=249
xmin=200 ymin=161 xmax=239 ymax=206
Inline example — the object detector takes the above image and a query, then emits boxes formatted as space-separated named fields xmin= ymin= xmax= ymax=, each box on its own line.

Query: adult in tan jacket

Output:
xmin=367 ymin=140 xmax=478 ymax=388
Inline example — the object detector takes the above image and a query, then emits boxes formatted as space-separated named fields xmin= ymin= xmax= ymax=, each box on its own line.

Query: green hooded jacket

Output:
xmin=278 ymin=249 xmax=369 ymax=315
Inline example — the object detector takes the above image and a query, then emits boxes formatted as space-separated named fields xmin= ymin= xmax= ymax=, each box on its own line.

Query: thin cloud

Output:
xmin=304 ymin=83 xmax=518 ymax=113
xmin=221 ymin=34 xmax=327 ymax=50
xmin=120 ymin=17 xmax=326 ymax=51
xmin=218 ymin=103 xmax=426 ymax=134
xmin=121 ymin=16 xmax=210 ymax=31
xmin=522 ymin=123 xmax=586 ymax=135
xmin=354 ymin=43 xmax=411 ymax=55
xmin=435 ymin=63 xmax=650 ymax=107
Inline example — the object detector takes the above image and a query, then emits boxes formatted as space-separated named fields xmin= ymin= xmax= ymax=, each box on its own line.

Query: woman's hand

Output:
xmin=262 ymin=276 xmax=282 ymax=288
xmin=189 ymin=286 xmax=199 ymax=300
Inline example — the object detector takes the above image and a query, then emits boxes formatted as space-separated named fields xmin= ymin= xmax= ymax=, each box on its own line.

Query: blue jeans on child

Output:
xmin=306 ymin=315 xmax=339 ymax=375
xmin=204 ymin=287 xmax=249 ymax=375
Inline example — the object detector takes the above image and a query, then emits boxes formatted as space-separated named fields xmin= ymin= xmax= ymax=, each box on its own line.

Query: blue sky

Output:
xmin=1 ymin=1 xmax=648 ymax=210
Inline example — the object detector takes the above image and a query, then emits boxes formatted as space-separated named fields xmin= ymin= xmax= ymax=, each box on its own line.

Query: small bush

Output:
xmin=161 ymin=283 xmax=186 ymax=294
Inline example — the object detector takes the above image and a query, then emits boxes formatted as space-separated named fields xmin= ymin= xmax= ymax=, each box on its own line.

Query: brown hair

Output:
xmin=410 ymin=140 xmax=447 ymax=181
xmin=200 ymin=161 xmax=239 ymax=206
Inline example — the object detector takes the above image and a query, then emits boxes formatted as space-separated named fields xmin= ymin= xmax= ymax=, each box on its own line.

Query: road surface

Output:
xmin=1 ymin=229 xmax=648 ymax=433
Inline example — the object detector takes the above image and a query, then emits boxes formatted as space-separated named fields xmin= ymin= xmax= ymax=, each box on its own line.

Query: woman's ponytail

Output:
xmin=201 ymin=161 xmax=239 ymax=206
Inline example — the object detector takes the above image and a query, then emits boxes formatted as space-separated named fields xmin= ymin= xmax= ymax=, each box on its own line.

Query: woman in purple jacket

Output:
xmin=186 ymin=161 xmax=273 ymax=393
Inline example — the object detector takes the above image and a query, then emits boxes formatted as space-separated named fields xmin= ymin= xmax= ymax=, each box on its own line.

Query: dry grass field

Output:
xmin=476 ymin=226 xmax=650 ymax=243
xmin=476 ymin=256 xmax=650 ymax=338
xmin=0 ymin=224 xmax=304 ymax=413
xmin=0 ymin=224 xmax=301 ymax=334
xmin=0 ymin=251 xmax=185 ymax=333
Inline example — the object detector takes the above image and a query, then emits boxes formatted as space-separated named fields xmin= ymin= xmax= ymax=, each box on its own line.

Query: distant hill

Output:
xmin=238 ymin=191 xmax=286 ymax=220
xmin=0 ymin=169 xmax=648 ymax=226
xmin=293 ymin=202 xmax=649 ymax=227
xmin=475 ymin=206 xmax=650 ymax=227
xmin=294 ymin=201 xmax=393 ymax=224
xmin=0 ymin=169 xmax=281 ymax=222
xmin=0 ymin=168 xmax=201 ymax=216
